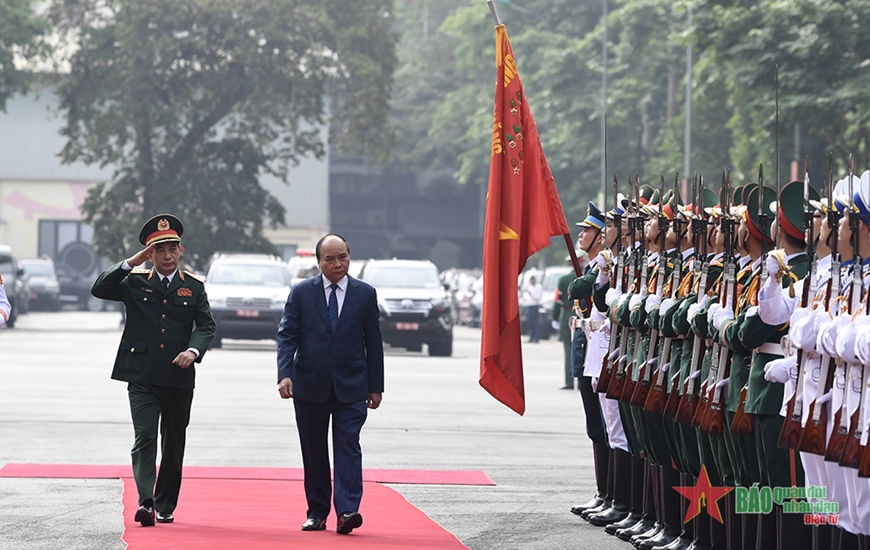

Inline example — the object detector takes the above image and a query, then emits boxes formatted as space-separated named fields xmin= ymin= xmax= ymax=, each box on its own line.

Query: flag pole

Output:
xmin=487 ymin=0 xmax=502 ymax=25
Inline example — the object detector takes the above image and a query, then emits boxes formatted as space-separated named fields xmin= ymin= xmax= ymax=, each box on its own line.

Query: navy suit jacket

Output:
xmin=277 ymin=274 xmax=384 ymax=403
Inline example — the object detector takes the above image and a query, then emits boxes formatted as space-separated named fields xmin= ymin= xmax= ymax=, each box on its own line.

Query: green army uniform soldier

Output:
xmin=91 ymin=214 xmax=216 ymax=526
xmin=737 ymin=182 xmax=812 ymax=549
xmin=555 ymin=266 xmax=579 ymax=389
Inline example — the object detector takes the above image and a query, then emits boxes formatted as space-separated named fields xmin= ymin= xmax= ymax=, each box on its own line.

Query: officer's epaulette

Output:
xmin=130 ymin=268 xmax=151 ymax=275
xmin=184 ymin=270 xmax=205 ymax=283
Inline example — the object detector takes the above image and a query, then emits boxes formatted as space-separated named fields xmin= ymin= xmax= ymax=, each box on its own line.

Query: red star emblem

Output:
xmin=673 ymin=465 xmax=733 ymax=523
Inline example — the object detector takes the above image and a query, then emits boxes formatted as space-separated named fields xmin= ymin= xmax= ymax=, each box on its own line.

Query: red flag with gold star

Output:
xmin=479 ymin=24 xmax=572 ymax=415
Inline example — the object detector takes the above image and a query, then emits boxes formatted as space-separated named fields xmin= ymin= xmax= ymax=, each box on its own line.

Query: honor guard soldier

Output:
xmin=565 ymin=201 xmax=614 ymax=518
xmin=91 ymin=214 xmax=216 ymax=526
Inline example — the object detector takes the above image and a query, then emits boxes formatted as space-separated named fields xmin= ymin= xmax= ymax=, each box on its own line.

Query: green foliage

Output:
xmin=48 ymin=0 xmax=397 ymax=263
xmin=0 ymin=0 xmax=49 ymax=111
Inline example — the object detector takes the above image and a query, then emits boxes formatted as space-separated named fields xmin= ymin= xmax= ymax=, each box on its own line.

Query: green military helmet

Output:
xmin=768 ymin=180 xmax=820 ymax=240
xmin=699 ymin=187 xmax=720 ymax=218
xmin=662 ymin=187 xmax=683 ymax=221
xmin=745 ymin=184 xmax=777 ymax=244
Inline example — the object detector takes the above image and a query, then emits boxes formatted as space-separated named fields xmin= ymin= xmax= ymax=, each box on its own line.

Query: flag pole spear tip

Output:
xmin=487 ymin=0 xmax=502 ymax=25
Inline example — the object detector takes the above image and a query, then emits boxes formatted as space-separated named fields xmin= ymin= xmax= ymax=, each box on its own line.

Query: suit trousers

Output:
xmin=294 ymin=388 xmax=368 ymax=519
xmin=127 ymin=383 xmax=193 ymax=513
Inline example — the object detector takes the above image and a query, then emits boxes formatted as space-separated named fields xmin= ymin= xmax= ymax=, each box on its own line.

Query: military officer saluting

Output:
xmin=91 ymin=214 xmax=216 ymax=526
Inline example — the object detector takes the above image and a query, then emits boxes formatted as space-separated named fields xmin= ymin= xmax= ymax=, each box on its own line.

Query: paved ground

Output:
xmin=0 ymin=311 xmax=626 ymax=549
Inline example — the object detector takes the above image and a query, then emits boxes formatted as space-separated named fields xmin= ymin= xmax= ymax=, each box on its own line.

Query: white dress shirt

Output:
xmin=323 ymin=275 xmax=348 ymax=316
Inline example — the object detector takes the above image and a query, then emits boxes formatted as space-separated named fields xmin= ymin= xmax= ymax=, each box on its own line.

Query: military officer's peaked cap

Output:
xmin=577 ymin=201 xmax=606 ymax=229
xmin=746 ymin=185 xmax=776 ymax=244
xmin=139 ymin=214 xmax=184 ymax=246
xmin=768 ymin=180 xmax=820 ymax=239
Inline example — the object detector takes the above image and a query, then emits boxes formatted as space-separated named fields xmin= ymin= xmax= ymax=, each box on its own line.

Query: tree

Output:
xmin=0 ymin=0 xmax=49 ymax=112
xmin=48 ymin=0 xmax=397 ymax=262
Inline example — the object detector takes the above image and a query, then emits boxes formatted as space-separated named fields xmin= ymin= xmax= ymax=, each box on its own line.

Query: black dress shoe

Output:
xmin=571 ymin=494 xmax=605 ymax=515
xmin=588 ymin=501 xmax=630 ymax=526
xmin=156 ymin=512 xmax=174 ymax=523
xmin=134 ymin=505 xmax=155 ymax=527
xmin=336 ymin=511 xmax=363 ymax=535
xmin=606 ymin=511 xmax=641 ymax=534
xmin=301 ymin=518 xmax=327 ymax=531
xmin=630 ymin=522 xmax=663 ymax=546
xmin=618 ymin=517 xmax=656 ymax=541
xmin=581 ymin=498 xmax=611 ymax=519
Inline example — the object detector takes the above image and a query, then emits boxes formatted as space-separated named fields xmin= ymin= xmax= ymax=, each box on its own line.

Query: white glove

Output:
xmin=817 ymin=389 xmax=833 ymax=406
xmin=645 ymin=294 xmax=661 ymax=313
xmin=836 ymin=315 xmax=862 ymax=364
xmin=816 ymin=319 xmax=839 ymax=359
xmin=661 ymin=362 xmax=670 ymax=373
xmin=629 ymin=293 xmax=643 ymax=311
xmin=716 ymin=376 xmax=730 ymax=389
xmin=788 ymin=307 xmax=815 ymax=350
xmin=660 ymin=297 xmax=676 ymax=316
xmin=764 ymin=356 xmax=797 ymax=384
xmin=690 ymin=369 xmax=701 ymax=380
xmin=712 ymin=305 xmax=734 ymax=331
xmin=601 ymin=319 xmax=611 ymax=336
xmin=594 ymin=252 xmax=609 ymax=286
xmin=688 ymin=302 xmax=705 ymax=321
xmin=605 ymin=288 xmax=622 ymax=309
xmin=856 ymin=317 xmax=870 ymax=365
xmin=766 ymin=253 xmax=783 ymax=281
xmin=707 ymin=303 xmax=721 ymax=326
xmin=551 ymin=320 xmax=560 ymax=331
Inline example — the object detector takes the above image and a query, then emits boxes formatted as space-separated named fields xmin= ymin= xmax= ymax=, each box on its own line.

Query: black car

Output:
xmin=359 ymin=259 xmax=453 ymax=356
xmin=55 ymin=263 xmax=111 ymax=311
xmin=19 ymin=259 xmax=61 ymax=311
xmin=0 ymin=245 xmax=30 ymax=326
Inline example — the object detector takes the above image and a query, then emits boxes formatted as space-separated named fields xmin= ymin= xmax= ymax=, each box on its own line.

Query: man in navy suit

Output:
xmin=277 ymin=234 xmax=385 ymax=535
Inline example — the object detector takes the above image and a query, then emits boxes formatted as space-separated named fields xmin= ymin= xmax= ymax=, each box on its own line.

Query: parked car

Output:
xmin=205 ymin=253 xmax=292 ymax=348
xmin=358 ymin=259 xmax=453 ymax=356
xmin=0 ymin=245 xmax=30 ymax=326
xmin=19 ymin=258 xmax=61 ymax=311
xmin=55 ymin=263 xmax=109 ymax=311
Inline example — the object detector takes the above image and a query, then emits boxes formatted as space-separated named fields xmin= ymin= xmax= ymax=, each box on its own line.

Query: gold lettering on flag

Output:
xmin=503 ymin=54 xmax=517 ymax=87
xmin=491 ymin=116 xmax=503 ymax=157
xmin=499 ymin=223 xmax=519 ymax=241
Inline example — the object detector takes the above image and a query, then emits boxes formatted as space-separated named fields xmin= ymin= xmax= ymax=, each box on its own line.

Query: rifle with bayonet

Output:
xmin=632 ymin=174 xmax=668 ymax=407
xmin=621 ymin=175 xmax=647 ymax=402
xmin=694 ymin=170 xmax=728 ymax=427
xmin=701 ymin=170 xmax=737 ymax=434
xmin=837 ymin=156 xmax=866 ymax=468
xmin=779 ymin=157 xmax=816 ymax=449
xmin=663 ymin=175 xmax=692 ymax=419
xmin=732 ymin=165 xmax=768 ymax=437
xmin=645 ymin=172 xmax=682 ymax=414
xmin=676 ymin=174 xmax=709 ymax=423
xmin=800 ymin=154 xmax=839 ymax=455
xmin=597 ymin=173 xmax=622 ymax=394
xmin=607 ymin=175 xmax=637 ymax=400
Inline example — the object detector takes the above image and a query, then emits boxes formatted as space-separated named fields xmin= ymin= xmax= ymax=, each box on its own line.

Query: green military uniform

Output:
xmin=91 ymin=214 xmax=215 ymax=522
xmin=555 ymin=270 xmax=578 ymax=387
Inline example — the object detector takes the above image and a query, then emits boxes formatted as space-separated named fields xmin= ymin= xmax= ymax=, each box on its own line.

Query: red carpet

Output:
xmin=0 ymin=464 xmax=491 ymax=549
